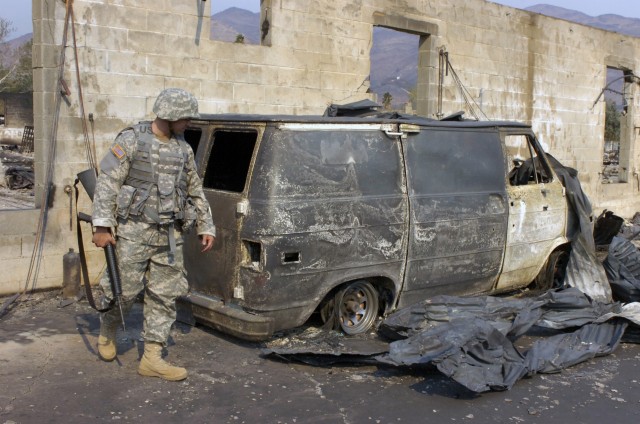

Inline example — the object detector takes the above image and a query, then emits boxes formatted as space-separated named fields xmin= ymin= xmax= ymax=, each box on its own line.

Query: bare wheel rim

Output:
xmin=337 ymin=281 xmax=378 ymax=335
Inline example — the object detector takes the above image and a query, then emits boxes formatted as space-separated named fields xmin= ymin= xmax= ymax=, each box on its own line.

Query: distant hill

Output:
xmin=369 ymin=28 xmax=418 ymax=106
xmin=1 ymin=33 xmax=32 ymax=68
xmin=524 ymin=5 xmax=640 ymax=37
xmin=210 ymin=7 xmax=260 ymax=44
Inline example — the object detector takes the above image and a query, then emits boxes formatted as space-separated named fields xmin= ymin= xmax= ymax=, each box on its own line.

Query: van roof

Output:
xmin=195 ymin=113 xmax=531 ymax=130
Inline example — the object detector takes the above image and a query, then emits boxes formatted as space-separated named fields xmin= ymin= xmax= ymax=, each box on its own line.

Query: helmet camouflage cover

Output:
xmin=152 ymin=88 xmax=200 ymax=121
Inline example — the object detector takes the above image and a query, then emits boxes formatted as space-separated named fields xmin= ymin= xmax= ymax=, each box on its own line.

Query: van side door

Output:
xmin=397 ymin=127 xmax=509 ymax=308
xmin=494 ymin=131 xmax=567 ymax=290
xmin=184 ymin=124 xmax=263 ymax=302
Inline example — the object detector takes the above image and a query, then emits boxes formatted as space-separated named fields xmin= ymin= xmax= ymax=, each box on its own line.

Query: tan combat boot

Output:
xmin=138 ymin=342 xmax=188 ymax=381
xmin=97 ymin=320 xmax=118 ymax=362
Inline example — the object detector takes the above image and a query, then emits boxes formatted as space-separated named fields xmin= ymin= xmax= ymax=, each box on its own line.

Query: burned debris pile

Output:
xmin=0 ymin=152 xmax=34 ymax=210
xmin=0 ymin=148 xmax=34 ymax=209
xmin=1 ymin=149 xmax=34 ymax=190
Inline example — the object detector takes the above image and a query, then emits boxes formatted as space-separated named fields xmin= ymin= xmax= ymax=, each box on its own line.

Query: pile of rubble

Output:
xmin=0 ymin=147 xmax=34 ymax=209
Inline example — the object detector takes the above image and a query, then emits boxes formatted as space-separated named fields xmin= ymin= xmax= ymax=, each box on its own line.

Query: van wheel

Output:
xmin=322 ymin=280 xmax=379 ymax=335
xmin=533 ymin=249 xmax=570 ymax=291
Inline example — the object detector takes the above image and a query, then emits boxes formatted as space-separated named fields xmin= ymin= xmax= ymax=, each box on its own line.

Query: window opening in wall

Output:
xmin=1 ymin=13 xmax=35 ymax=210
xmin=210 ymin=1 xmax=262 ymax=44
xmin=370 ymin=27 xmax=419 ymax=113
xmin=203 ymin=130 xmax=257 ymax=193
xmin=505 ymin=134 xmax=551 ymax=186
xmin=0 ymin=93 xmax=35 ymax=210
xmin=602 ymin=67 xmax=631 ymax=184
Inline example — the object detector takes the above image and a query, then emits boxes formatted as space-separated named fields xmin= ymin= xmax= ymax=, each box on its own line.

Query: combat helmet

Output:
xmin=153 ymin=88 xmax=200 ymax=121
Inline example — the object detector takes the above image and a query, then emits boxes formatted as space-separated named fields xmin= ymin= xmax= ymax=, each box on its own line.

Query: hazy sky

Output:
xmin=1 ymin=0 xmax=639 ymax=39
xmin=489 ymin=0 xmax=640 ymax=18
xmin=0 ymin=0 xmax=261 ymax=38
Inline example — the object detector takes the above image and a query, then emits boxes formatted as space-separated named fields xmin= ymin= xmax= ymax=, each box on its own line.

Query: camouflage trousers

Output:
xmin=100 ymin=236 xmax=187 ymax=345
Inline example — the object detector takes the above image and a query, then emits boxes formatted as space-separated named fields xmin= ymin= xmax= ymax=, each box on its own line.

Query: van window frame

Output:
xmin=501 ymin=129 xmax=555 ymax=186
xmin=200 ymin=124 xmax=265 ymax=195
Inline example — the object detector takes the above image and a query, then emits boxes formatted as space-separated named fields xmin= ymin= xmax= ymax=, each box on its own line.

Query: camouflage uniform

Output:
xmin=93 ymin=90 xmax=214 ymax=345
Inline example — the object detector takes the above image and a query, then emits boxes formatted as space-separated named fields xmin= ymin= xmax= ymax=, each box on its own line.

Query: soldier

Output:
xmin=91 ymin=88 xmax=215 ymax=381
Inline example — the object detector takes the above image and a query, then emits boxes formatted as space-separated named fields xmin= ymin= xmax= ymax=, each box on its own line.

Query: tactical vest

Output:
xmin=119 ymin=122 xmax=193 ymax=226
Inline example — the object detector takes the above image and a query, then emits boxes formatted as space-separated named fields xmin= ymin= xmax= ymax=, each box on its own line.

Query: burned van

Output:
xmin=180 ymin=114 xmax=569 ymax=340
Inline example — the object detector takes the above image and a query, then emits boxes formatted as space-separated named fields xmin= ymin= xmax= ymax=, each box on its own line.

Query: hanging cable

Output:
xmin=591 ymin=73 xmax=640 ymax=110
xmin=70 ymin=5 xmax=97 ymax=170
xmin=437 ymin=47 xmax=446 ymax=119
xmin=26 ymin=0 xmax=74 ymax=294
xmin=438 ymin=49 xmax=489 ymax=121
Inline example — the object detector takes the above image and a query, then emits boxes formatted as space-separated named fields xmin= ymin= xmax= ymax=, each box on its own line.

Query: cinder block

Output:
xmin=127 ymin=30 xmax=168 ymax=55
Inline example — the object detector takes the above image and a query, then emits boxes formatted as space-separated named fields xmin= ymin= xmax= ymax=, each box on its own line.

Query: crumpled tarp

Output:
xmin=376 ymin=288 xmax=628 ymax=392
xmin=379 ymin=289 xmax=618 ymax=339
xmin=604 ymin=236 xmax=640 ymax=302
xmin=594 ymin=210 xmax=625 ymax=245
xmin=263 ymin=288 xmax=638 ymax=393
xmin=323 ymin=99 xmax=382 ymax=117
xmin=545 ymin=154 xmax=612 ymax=302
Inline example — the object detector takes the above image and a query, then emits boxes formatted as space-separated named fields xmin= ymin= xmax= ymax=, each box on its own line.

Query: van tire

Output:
xmin=322 ymin=280 xmax=379 ymax=335
xmin=533 ymin=248 xmax=570 ymax=291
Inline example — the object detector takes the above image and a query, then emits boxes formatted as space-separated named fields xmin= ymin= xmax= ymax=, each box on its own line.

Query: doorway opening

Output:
xmin=602 ymin=66 xmax=633 ymax=184
xmin=369 ymin=27 xmax=419 ymax=113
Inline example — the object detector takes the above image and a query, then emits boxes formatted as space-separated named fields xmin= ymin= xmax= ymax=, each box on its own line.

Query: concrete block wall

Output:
xmin=430 ymin=1 xmax=639 ymax=215
xmin=0 ymin=0 xmax=638 ymax=295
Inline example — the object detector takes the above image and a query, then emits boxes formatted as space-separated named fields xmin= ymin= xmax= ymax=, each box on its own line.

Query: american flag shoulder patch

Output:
xmin=111 ymin=144 xmax=126 ymax=159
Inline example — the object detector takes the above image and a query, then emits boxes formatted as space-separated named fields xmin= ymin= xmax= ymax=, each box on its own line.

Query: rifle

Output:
xmin=75 ymin=169 xmax=126 ymax=330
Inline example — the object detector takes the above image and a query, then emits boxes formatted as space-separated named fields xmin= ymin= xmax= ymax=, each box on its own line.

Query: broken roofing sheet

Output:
xmin=546 ymin=154 xmax=611 ymax=303
xmin=263 ymin=156 xmax=640 ymax=393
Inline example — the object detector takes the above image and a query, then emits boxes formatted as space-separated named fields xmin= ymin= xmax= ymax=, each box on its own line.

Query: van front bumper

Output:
xmin=178 ymin=293 xmax=275 ymax=341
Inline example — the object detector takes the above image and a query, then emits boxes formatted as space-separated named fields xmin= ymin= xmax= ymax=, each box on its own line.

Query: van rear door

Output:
xmin=184 ymin=124 xmax=263 ymax=302
xmin=397 ymin=127 xmax=509 ymax=307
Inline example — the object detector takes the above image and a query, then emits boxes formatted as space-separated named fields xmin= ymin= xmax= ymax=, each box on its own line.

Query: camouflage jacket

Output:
xmin=92 ymin=125 xmax=215 ymax=245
